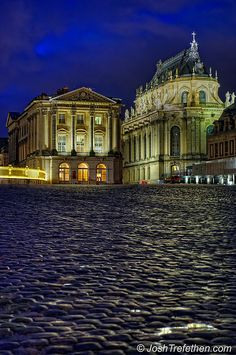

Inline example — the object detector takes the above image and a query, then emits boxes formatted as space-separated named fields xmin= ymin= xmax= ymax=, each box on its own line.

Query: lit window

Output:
xmin=76 ymin=134 xmax=85 ymax=152
xmin=58 ymin=135 xmax=66 ymax=152
xmin=59 ymin=162 xmax=70 ymax=182
xmin=96 ymin=163 xmax=106 ymax=182
xmin=94 ymin=135 xmax=103 ymax=153
xmin=59 ymin=114 xmax=66 ymax=124
xmin=95 ymin=116 xmax=102 ymax=125
xmin=77 ymin=114 xmax=84 ymax=124
xmin=170 ymin=126 xmax=180 ymax=156
xmin=199 ymin=90 xmax=206 ymax=104
xmin=78 ymin=163 xmax=89 ymax=182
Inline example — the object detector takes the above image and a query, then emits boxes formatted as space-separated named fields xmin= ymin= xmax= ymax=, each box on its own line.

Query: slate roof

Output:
xmin=145 ymin=34 xmax=209 ymax=89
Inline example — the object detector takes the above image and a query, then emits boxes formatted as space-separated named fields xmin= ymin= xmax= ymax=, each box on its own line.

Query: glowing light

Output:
xmin=157 ymin=323 xmax=217 ymax=336
xmin=0 ymin=166 xmax=46 ymax=181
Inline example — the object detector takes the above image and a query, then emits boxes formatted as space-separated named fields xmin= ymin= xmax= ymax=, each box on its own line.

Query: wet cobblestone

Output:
xmin=0 ymin=184 xmax=236 ymax=354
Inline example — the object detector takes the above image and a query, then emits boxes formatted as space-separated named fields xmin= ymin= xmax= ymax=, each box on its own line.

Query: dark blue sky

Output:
xmin=0 ymin=0 xmax=236 ymax=136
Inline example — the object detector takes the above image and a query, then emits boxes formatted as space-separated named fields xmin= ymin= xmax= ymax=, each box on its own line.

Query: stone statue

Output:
xmin=231 ymin=92 xmax=235 ymax=105
xmin=225 ymin=91 xmax=231 ymax=107
xmin=131 ymin=107 xmax=135 ymax=117
xmin=125 ymin=109 xmax=130 ymax=120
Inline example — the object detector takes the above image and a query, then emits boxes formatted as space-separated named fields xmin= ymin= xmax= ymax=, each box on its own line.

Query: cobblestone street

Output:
xmin=0 ymin=185 xmax=236 ymax=354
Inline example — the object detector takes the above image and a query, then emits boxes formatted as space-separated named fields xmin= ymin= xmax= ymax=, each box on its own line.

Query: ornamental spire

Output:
xmin=189 ymin=31 xmax=199 ymax=60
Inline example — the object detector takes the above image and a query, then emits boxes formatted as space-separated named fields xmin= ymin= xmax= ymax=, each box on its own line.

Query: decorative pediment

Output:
xmin=51 ymin=87 xmax=116 ymax=104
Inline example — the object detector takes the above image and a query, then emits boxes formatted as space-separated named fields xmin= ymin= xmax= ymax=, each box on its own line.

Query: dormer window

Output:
xmin=95 ymin=116 xmax=102 ymax=125
xmin=59 ymin=114 xmax=66 ymax=124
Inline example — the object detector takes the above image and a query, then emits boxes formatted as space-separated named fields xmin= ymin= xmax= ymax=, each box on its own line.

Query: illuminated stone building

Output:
xmin=193 ymin=100 xmax=236 ymax=184
xmin=0 ymin=138 xmax=8 ymax=166
xmin=122 ymin=34 xmax=224 ymax=183
xmin=6 ymin=87 xmax=122 ymax=184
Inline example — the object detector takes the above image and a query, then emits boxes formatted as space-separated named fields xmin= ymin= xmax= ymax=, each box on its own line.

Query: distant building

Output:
xmin=122 ymin=33 xmax=224 ymax=183
xmin=193 ymin=102 xmax=236 ymax=184
xmin=6 ymin=87 xmax=122 ymax=184
xmin=0 ymin=138 xmax=8 ymax=166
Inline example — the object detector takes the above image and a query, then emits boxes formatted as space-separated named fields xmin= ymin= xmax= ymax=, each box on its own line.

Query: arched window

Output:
xmin=58 ymin=134 xmax=67 ymax=153
xmin=128 ymin=137 xmax=131 ymax=162
xmin=59 ymin=162 xmax=70 ymax=182
xmin=96 ymin=163 xmax=106 ymax=183
xmin=133 ymin=136 xmax=136 ymax=161
xmin=149 ymin=133 xmax=152 ymax=157
xmin=94 ymin=133 xmax=104 ymax=153
xmin=78 ymin=163 xmax=89 ymax=182
xmin=144 ymin=134 xmax=147 ymax=159
xmin=139 ymin=135 xmax=141 ymax=160
xmin=181 ymin=91 xmax=188 ymax=106
xmin=199 ymin=90 xmax=206 ymax=104
xmin=170 ymin=126 xmax=180 ymax=156
xmin=76 ymin=133 xmax=86 ymax=152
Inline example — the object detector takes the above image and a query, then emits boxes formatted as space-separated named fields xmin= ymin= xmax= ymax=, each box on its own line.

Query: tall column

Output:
xmin=71 ymin=109 xmax=76 ymax=152
xmin=90 ymin=107 xmax=95 ymax=154
xmin=191 ymin=117 xmax=196 ymax=155
xmin=195 ymin=118 xmax=200 ymax=155
xmin=186 ymin=118 xmax=192 ymax=155
xmin=112 ymin=116 xmax=117 ymax=151
xmin=42 ymin=109 xmax=48 ymax=149
xmin=107 ymin=112 xmax=112 ymax=153
xmin=51 ymin=110 xmax=57 ymax=152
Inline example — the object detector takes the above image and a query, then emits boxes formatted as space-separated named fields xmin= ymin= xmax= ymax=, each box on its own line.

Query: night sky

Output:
xmin=0 ymin=0 xmax=236 ymax=136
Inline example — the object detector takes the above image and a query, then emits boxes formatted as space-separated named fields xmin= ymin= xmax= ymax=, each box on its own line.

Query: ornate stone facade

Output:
xmin=6 ymin=87 xmax=122 ymax=184
xmin=122 ymin=34 xmax=224 ymax=183
xmin=193 ymin=102 xmax=236 ymax=184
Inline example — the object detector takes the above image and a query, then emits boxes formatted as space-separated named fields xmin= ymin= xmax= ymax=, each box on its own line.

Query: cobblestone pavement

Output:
xmin=0 ymin=185 xmax=236 ymax=355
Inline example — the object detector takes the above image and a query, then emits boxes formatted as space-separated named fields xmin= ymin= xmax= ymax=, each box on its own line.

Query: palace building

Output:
xmin=122 ymin=33 xmax=224 ymax=183
xmin=193 ymin=100 xmax=236 ymax=184
xmin=6 ymin=87 xmax=122 ymax=184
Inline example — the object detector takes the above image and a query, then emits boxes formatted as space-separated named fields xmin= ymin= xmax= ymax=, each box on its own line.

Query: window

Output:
xmin=78 ymin=163 xmax=89 ymax=182
xmin=77 ymin=114 xmax=84 ymax=124
xmin=94 ymin=135 xmax=103 ymax=153
xmin=59 ymin=114 xmax=66 ymax=124
xmin=230 ymin=140 xmax=234 ymax=155
xmin=199 ymin=90 xmax=206 ymax=104
xmin=144 ymin=134 xmax=147 ymax=159
xmin=139 ymin=135 xmax=141 ymax=160
xmin=133 ymin=136 xmax=136 ymax=161
xmin=128 ymin=138 xmax=131 ymax=162
xmin=225 ymin=141 xmax=228 ymax=156
xmin=210 ymin=144 xmax=214 ymax=158
xmin=59 ymin=163 xmax=70 ymax=182
xmin=215 ymin=143 xmax=218 ymax=157
xmin=181 ymin=91 xmax=188 ymax=105
xmin=170 ymin=126 xmax=180 ymax=156
xmin=76 ymin=134 xmax=85 ymax=152
xmin=58 ymin=135 xmax=66 ymax=152
xmin=219 ymin=142 xmax=223 ymax=157
xmin=149 ymin=133 xmax=152 ymax=157
xmin=96 ymin=163 xmax=106 ymax=182
xmin=95 ymin=116 xmax=102 ymax=125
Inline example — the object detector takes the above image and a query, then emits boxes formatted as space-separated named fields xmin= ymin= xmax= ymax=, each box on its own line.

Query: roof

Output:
xmin=8 ymin=112 xmax=21 ymax=120
xmin=224 ymin=102 xmax=236 ymax=115
xmin=146 ymin=34 xmax=209 ymax=89
xmin=0 ymin=137 xmax=8 ymax=149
